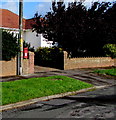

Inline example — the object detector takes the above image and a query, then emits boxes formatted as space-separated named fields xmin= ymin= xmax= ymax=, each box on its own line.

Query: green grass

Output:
xmin=2 ymin=75 xmax=93 ymax=105
xmin=94 ymin=68 xmax=116 ymax=76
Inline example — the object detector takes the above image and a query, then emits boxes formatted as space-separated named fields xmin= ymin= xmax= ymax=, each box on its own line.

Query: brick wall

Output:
xmin=63 ymin=51 xmax=115 ymax=70
xmin=114 ymin=58 xmax=116 ymax=67
xmin=0 ymin=52 xmax=34 ymax=77
xmin=0 ymin=58 xmax=17 ymax=77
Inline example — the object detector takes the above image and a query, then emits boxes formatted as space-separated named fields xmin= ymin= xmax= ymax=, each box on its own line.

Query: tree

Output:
xmin=32 ymin=1 xmax=116 ymax=57
xmin=2 ymin=29 xmax=20 ymax=61
xmin=83 ymin=2 xmax=113 ymax=56
xmin=103 ymin=1 xmax=116 ymax=44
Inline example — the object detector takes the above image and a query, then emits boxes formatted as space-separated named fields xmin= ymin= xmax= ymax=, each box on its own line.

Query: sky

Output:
xmin=0 ymin=0 xmax=115 ymax=19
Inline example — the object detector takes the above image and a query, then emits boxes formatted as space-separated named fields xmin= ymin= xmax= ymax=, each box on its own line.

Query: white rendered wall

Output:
xmin=24 ymin=31 xmax=58 ymax=49
xmin=41 ymin=35 xmax=53 ymax=47
xmin=23 ymin=30 xmax=41 ymax=50
xmin=1 ymin=27 xmax=58 ymax=50
xmin=41 ymin=35 xmax=58 ymax=48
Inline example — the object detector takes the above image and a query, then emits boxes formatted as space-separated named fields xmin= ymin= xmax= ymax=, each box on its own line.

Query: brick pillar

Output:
xmin=28 ymin=52 xmax=34 ymax=74
xmin=22 ymin=59 xmax=29 ymax=75
xmin=63 ymin=51 xmax=68 ymax=70
xmin=22 ymin=52 xmax=34 ymax=75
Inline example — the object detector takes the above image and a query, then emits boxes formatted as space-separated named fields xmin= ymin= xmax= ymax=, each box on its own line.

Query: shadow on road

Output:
xmin=64 ymin=94 xmax=116 ymax=104
xmin=42 ymin=94 xmax=116 ymax=112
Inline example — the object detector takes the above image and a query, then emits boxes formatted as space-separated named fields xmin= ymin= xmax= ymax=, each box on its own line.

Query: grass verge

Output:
xmin=2 ymin=75 xmax=93 ymax=105
xmin=93 ymin=68 xmax=116 ymax=76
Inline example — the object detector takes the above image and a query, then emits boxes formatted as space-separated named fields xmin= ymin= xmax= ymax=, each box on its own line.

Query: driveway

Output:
xmin=2 ymin=66 xmax=116 ymax=119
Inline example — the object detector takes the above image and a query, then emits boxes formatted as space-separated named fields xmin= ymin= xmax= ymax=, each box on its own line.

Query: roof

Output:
xmin=0 ymin=9 xmax=35 ymax=29
xmin=25 ymin=18 xmax=35 ymax=29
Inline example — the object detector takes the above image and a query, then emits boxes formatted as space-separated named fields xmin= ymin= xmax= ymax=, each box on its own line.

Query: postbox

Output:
xmin=23 ymin=47 xmax=28 ymax=59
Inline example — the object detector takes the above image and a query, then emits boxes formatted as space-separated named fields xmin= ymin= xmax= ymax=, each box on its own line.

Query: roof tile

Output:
xmin=0 ymin=9 xmax=34 ymax=29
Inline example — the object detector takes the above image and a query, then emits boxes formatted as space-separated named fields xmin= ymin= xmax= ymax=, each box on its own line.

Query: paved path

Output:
xmin=1 ymin=66 xmax=116 ymax=86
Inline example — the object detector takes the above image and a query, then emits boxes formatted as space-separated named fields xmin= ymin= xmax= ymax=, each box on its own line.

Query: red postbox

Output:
xmin=23 ymin=47 xmax=28 ymax=59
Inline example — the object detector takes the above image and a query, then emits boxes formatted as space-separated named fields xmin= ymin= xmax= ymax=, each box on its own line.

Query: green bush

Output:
xmin=35 ymin=47 xmax=63 ymax=69
xmin=103 ymin=44 xmax=116 ymax=58
xmin=23 ymin=41 xmax=35 ymax=52
xmin=2 ymin=29 xmax=20 ymax=61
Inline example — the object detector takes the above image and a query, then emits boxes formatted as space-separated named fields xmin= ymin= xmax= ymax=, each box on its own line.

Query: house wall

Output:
xmin=23 ymin=30 xmax=58 ymax=49
xmin=23 ymin=30 xmax=41 ymax=50
xmin=63 ymin=51 xmax=115 ymax=70
xmin=1 ymin=27 xmax=58 ymax=50
xmin=41 ymin=35 xmax=53 ymax=47
xmin=41 ymin=35 xmax=58 ymax=48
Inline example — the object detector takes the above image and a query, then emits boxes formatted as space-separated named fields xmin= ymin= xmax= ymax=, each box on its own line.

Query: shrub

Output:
xmin=2 ymin=29 xmax=20 ymax=61
xmin=23 ymin=41 xmax=35 ymax=52
xmin=103 ymin=44 xmax=116 ymax=58
xmin=35 ymin=47 xmax=63 ymax=69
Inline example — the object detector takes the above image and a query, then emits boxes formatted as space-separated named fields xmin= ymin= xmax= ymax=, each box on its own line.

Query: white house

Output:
xmin=0 ymin=9 xmax=57 ymax=50
xmin=23 ymin=29 xmax=57 ymax=49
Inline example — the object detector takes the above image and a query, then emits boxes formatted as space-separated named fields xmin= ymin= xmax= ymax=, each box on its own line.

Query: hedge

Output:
xmin=35 ymin=47 xmax=63 ymax=69
xmin=1 ymin=29 xmax=20 ymax=61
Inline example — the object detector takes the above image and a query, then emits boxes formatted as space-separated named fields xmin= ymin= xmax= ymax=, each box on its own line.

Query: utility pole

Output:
xmin=18 ymin=0 xmax=23 ymax=75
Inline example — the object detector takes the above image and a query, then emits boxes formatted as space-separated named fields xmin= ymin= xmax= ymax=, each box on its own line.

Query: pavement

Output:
xmin=1 ymin=66 xmax=116 ymax=119
xmin=1 ymin=66 xmax=115 ymax=86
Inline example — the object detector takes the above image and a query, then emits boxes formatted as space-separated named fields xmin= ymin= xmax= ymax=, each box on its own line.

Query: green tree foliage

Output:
xmin=103 ymin=44 xmax=116 ymax=58
xmin=103 ymin=2 xmax=116 ymax=44
xmin=2 ymin=29 xmax=20 ymax=61
xmin=32 ymin=1 xmax=116 ymax=57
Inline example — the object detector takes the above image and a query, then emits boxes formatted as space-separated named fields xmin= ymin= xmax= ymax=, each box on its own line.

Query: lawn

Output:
xmin=93 ymin=68 xmax=116 ymax=76
xmin=2 ymin=75 xmax=93 ymax=105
